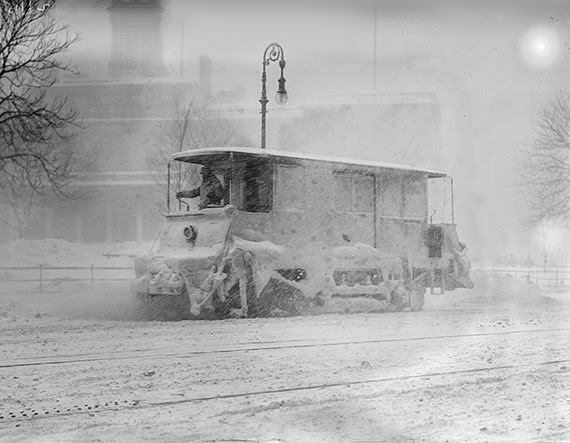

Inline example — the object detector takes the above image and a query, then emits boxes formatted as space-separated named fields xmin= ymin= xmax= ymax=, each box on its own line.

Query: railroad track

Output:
xmin=2 ymin=354 xmax=570 ymax=424
xmin=2 ymin=326 xmax=570 ymax=369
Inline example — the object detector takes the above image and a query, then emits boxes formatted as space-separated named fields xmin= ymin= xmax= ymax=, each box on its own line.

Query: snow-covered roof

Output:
xmin=171 ymin=147 xmax=446 ymax=178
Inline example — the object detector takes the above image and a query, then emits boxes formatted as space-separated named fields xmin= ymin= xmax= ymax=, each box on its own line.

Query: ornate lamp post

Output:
xmin=259 ymin=43 xmax=287 ymax=149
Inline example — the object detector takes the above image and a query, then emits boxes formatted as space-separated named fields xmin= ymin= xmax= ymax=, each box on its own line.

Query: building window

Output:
xmin=334 ymin=171 xmax=375 ymax=213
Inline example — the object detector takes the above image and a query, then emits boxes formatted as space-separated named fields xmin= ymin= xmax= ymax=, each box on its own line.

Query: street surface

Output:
xmin=1 ymin=271 xmax=570 ymax=442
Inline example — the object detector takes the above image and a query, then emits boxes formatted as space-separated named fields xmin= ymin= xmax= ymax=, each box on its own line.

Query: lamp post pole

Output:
xmin=259 ymin=43 xmax=287 ymax=149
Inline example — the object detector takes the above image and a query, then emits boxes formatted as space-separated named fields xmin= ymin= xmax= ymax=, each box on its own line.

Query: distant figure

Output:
xmin=176 ymin=165 xmax=224 ymax=210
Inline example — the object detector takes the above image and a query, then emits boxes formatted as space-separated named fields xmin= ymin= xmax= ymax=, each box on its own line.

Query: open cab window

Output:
xmin=170 ymin=157 xmax=273 ymax=213
xmin=170 ymin=161 xmax=230 ymax=211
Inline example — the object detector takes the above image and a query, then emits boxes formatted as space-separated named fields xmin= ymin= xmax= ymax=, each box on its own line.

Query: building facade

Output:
xmin=5 ymin=0 xmax=444 ymax=244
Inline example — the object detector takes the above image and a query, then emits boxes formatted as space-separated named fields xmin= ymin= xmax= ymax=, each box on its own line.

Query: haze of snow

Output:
xmin=0 ymin=239 xmax=567 ymax=324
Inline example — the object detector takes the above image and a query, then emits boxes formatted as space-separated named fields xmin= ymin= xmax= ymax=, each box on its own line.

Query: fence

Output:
xmin=0 ymin=265 xmax=133 ymax=294
xmin=481 ymin=266 xmax=570 ymax=289
xmin=2 ymin=264 xmax=569 ymax=295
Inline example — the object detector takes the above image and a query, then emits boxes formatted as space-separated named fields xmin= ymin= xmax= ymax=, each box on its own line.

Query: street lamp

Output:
xmin=259 ymin=42 xmax=287 ymax=149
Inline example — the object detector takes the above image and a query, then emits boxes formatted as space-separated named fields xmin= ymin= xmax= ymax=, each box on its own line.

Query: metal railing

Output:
xmin=3 ymin=264 xmax=569 ymax=294
xmin=481 ymin=266 xmax=570 ymax=289
xmin=0 ymin=265 xmax=133 ymax=294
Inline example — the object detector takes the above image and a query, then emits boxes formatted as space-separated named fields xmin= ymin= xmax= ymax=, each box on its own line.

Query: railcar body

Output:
xmin=131 ymin=147 xmax=472 ymax=319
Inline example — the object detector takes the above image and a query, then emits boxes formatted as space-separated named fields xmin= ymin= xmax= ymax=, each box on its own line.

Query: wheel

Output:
xmin=410 ymin=287 xmax=426 ymax=312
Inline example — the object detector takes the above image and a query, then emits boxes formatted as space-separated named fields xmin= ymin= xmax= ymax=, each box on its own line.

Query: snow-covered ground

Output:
xmin=1 ymin=240 xmax=570 ymax=442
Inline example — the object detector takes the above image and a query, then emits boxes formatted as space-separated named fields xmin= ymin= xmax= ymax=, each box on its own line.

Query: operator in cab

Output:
xmin=176 ymin=165 xmax=224 ymax=210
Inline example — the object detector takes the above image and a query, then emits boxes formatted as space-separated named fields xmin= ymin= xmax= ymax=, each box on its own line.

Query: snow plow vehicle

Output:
xmin=131 ymin=147 xmax=472 ymax=320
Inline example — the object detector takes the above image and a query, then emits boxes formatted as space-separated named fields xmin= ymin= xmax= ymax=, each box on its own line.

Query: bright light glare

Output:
xmin=535 ymin=221 xmax=566 ymax=252
xmin=544 ymin=226 xmax=565 ymax=246
xmin=519 ymin=26 xmax=561 ymax=68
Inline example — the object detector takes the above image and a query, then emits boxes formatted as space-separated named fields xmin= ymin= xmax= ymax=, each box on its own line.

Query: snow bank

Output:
xmin=469 ymin=270 xmax=560 ymax=304
xmin=0 ymin=283 xmax=140 ymax=324
xmin=427 ymin=269 xmax=566 ymax=310
xmin=0 ymin=240 xmax=153 ymax=323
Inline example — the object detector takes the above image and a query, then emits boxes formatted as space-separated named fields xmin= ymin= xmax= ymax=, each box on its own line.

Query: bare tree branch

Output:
xmin=519 ymin=91 xmax=570 ymax=226
xmin=0 ymin=0 xmax=84 ymax=237
xmin=0 ymin=0 xmax=81 ymax=195
xmin=148 ymin=102 xmax=251 ymax=210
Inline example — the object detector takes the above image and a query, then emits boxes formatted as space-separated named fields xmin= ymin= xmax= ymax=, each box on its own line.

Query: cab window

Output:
xmin=235 ymin=159 xmax=273 ymax=213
